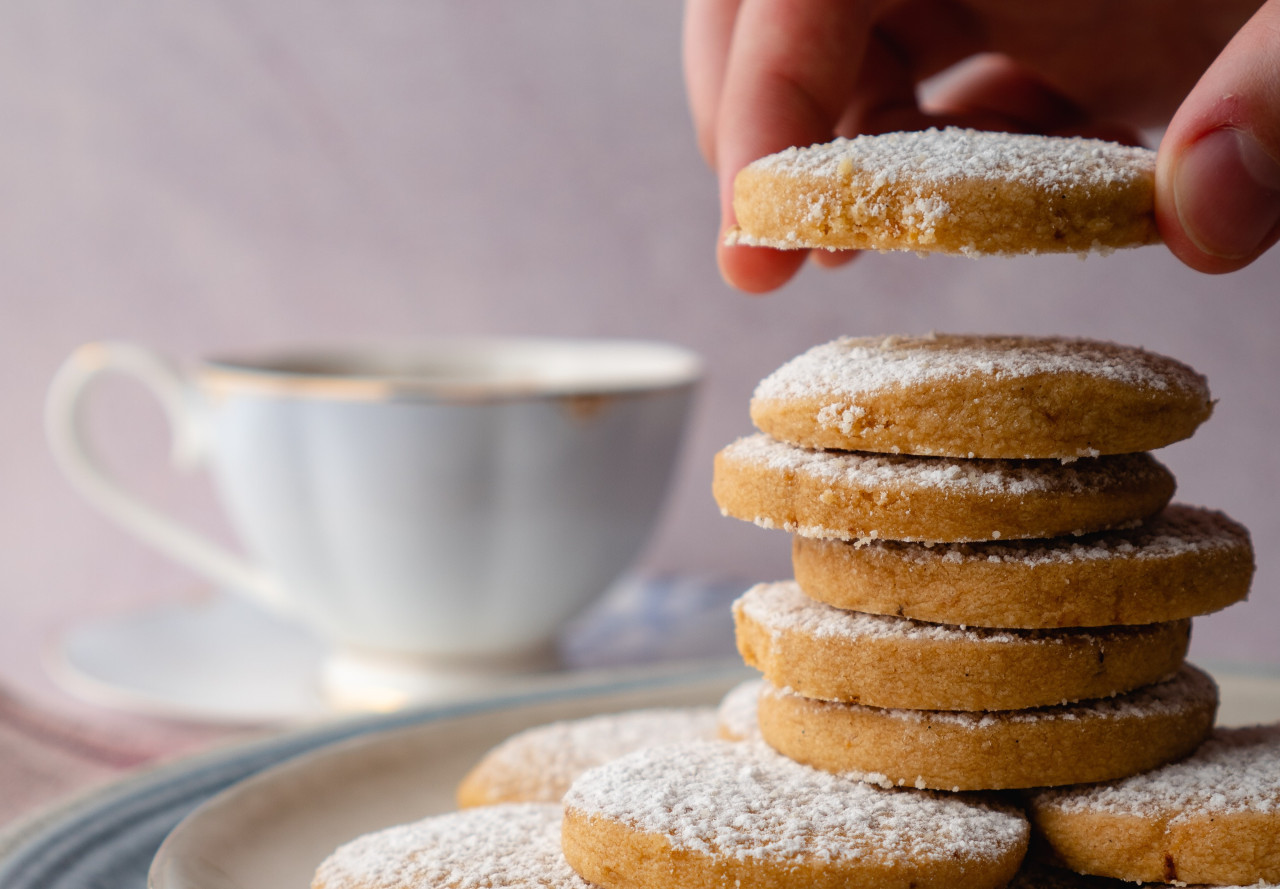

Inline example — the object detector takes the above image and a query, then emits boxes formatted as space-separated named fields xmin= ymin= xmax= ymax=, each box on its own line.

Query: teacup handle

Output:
xmin=45 ymin=342 xmax=292 ymax=615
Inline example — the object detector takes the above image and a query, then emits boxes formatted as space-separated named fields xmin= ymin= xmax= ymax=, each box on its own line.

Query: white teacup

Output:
xmin=47 ymin=339 xmax=701 ymax=706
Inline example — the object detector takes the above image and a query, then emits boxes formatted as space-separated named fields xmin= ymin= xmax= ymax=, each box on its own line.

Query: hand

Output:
xmin=684 ymin=0 xmax=1278 ymax=292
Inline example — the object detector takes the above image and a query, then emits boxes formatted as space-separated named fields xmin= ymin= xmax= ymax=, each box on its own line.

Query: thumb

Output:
xmin=1157 ymin=0 xmax=1280 ymax=274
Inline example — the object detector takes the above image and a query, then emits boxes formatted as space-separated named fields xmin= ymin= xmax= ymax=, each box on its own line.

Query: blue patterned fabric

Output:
xmin=560 ymin=574 xmax=746 ymax=668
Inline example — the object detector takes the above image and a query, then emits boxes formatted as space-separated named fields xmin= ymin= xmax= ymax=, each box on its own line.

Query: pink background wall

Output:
xmin=4 ymin=2 xmax=1278 ymax=689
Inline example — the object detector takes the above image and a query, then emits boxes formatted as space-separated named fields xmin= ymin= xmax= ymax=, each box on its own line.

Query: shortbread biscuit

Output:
xmin=312 ymin=802 xmax=589 ymax=889
xmin=456 ymin=707 xmax=718 ymax=807
xmin=757 ymin=666 xmax=1218 ymax=791
xmin=750 ymin=334 xmax=1212 ymax=459
xmin=716 ymin=678 xmax=764 ymax=741
xmin=735 ymin=581 xmax=1189 ymax=711
xmin=562 ymin=739 xmax=1029 ymax=889
xmin=728 ymin=128 xmax=1158 ymax=255
xmin=713 ymin=433 xmax=1174 ymax=542
xmin=793 ymin=504 xmax=1253 ymax=627
xmin=1029 ymin=723 xmax=1280 ymax=885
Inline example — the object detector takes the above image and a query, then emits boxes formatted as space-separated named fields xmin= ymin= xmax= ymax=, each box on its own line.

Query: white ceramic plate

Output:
xmin=149 ymin=665 xmax=1280 ymax=889
xmin=150 ymin=670 xmax=750 ymax=889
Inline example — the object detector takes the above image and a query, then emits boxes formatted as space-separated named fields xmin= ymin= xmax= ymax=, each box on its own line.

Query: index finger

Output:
xmin=715 ymin=0 xmax=896 ymax=292
xmin=684 ymin=0 xmax=744 ymax=167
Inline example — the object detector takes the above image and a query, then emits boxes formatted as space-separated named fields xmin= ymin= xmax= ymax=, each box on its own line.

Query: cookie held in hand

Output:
xmin=728 ymin=128 xmax=1159 ymax=255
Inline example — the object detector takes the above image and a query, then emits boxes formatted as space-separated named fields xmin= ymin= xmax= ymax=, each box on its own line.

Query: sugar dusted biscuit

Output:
xmin=716 ymin=678 xmax=764 ymax=742
xmin=735 ymin=581 xmax=1189 ymax=711
xmin=712 ymin=433 xmax=1174 ymax=543
xmin=562 ymin=739 xmax=1029 ymax=889
xmin=728 ymin=128 xmax=1159 ymax=255
xmin=750 ymin=334 xmax=1212 ymax=459
xmin=757 ymin=666 xmax=1218 ymax=791
xmin=456 ymin=707 xmax=718 ymax=808
xmin=1029 ymin=723 xmax=1280 ymax=886
xmin=311 ymin=802 xmax=589 ymax=889
xmin=793 ymin=504 xmax=1253 ymax=628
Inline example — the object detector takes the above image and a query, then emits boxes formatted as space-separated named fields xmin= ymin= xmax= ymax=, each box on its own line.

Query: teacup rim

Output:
xmin=198 ymin=337 xmax=702 ymax=402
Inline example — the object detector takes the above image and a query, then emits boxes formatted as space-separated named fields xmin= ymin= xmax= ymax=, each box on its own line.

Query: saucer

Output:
xmin=47 ymin=594 xmax=333 ymax=724
xmin=46 ymin=576 xmax=746 ymax=724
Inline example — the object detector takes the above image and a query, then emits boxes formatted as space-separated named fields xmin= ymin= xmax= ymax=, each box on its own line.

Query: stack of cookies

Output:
xmin=313 ymin=334 xmax=1271 ymax=889
xmin=713 ymin=332 xmax=1253 ymax=792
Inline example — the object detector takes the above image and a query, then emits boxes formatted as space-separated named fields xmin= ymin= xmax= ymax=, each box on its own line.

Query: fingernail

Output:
xmin=1174 ymin=127 xmax=1280 ymax=259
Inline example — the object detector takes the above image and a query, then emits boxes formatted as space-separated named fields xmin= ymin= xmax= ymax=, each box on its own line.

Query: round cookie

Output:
xmin=562 ymin=739 xmax=1029 ymax=889
xmin=756 ymin=665 xmax=1218 ymax=791
xmin=735 ymin=581 xmax=1190 ymax=711
xmin=1029 ymin=723 xmax=1280 ymax=886
xmin=793 ymin=504 xmax=1253 ymax=628
xmin=312 ymin=802 xmax=590 ymax=889
xmin=713 ymin=433 xmax=1174 ymax=543
xmin=750 ymin=334 xmax=1212 ymax=459
xmin=456 ymin=707 xmax=718 ymax=807
xmin=716 ymin=678 xmax=764 ymax=742
xmin=727 ymin=128 xmax=1159 ymax=255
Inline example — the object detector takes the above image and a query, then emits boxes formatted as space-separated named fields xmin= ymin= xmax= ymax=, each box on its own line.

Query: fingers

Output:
xmin=715 ymin=0 xmax=888 ymax=189
xmin=922 ymin=54 xmax=1146 ymax=144
xmin=714 ymin=0 xmax=894 ymax=291
xmin=834 ymin=30 xmax=930 ymax=137
xmin=684 ymin=0 xmax=743 ymax=167
xmin=925 ymin=55 xmax=1081 ymax=132
xmin=1157 ymin=0 xmax=1280 ymax=273
xmin=810 ymin=250 xmax=858 ymax=270
xmin=873 ymin=0 xmax=985 ymax=84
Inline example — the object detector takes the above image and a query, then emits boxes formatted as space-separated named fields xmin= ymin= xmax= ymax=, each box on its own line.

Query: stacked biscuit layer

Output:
xmin=713 ymin=334 xmax=1254 ymax=792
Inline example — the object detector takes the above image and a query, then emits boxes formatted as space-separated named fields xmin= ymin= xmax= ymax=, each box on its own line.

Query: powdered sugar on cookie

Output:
xmin=879 ymin=504 xmax=1250 ymax=568
xmin=564 ymin=739 xmax=1028 ymax=864
xmin=737 ymin=581 xmax=1027 ymax=644
xmin=720 ymin=433 xmax=1168 ymax=498
xmin=762 ymin=666 xmax=1216 ymax=728
xmin=717 ymin=678 xmax=764 ymax=742
xmin=752 ymin=129 xmax=1154 ymax=192
xmin=753 ymin=334 xmax=1208 ymax=404
xmin=313 ymin=803 xmax=590 ymax=889
xmin=458 ymin=708 xmax=718 ymax=806
xmin=748 ymin=334 xmax=1212 ymax=459
xmin=1036 ymin=723 xmax=1280 ymax=818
